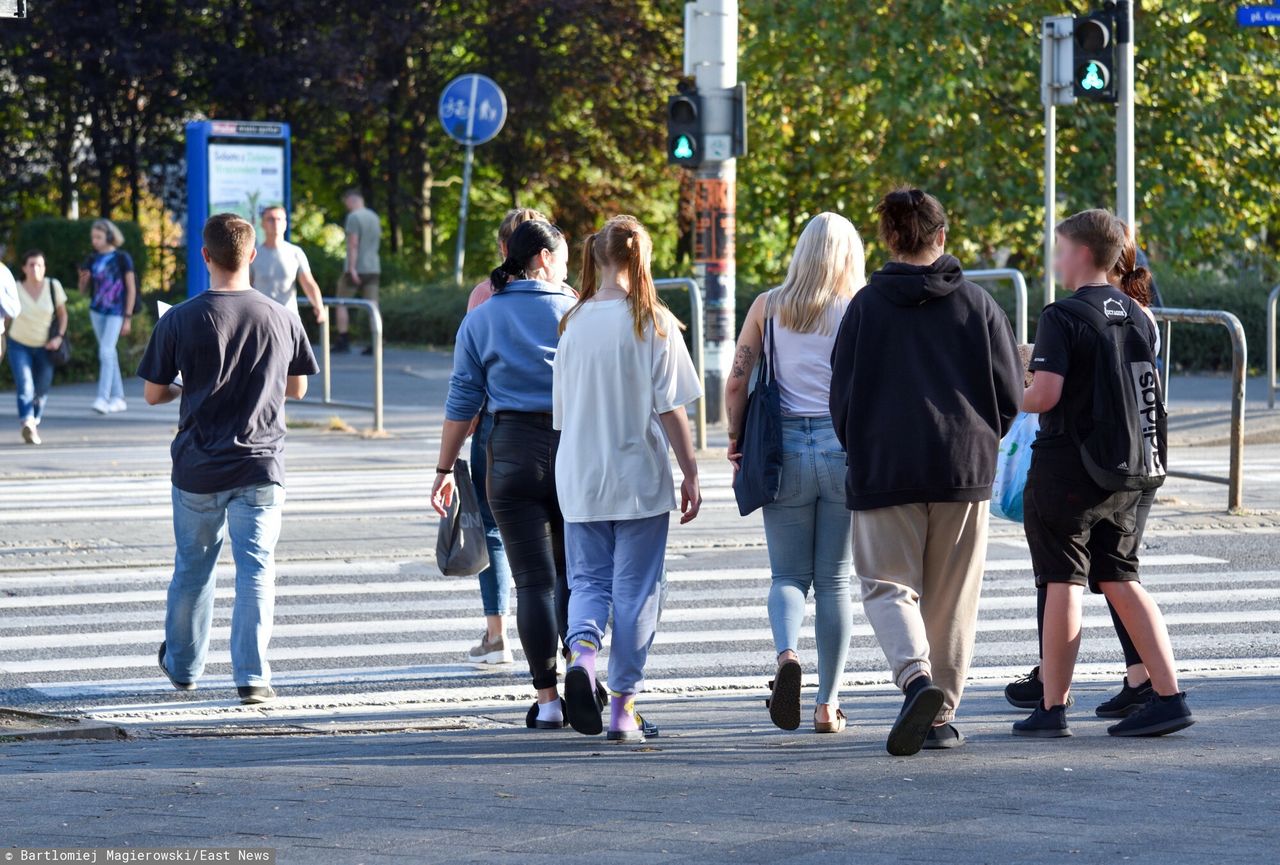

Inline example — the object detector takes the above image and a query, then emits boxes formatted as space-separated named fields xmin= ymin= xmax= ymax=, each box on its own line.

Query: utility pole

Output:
xmin=684 ymin=0 xmax=739 ymax=425
xmin=1042 ymin=15 xmax=1075 ymax=307
xmin=1115 ymin=0 xmax=1136 ymax=227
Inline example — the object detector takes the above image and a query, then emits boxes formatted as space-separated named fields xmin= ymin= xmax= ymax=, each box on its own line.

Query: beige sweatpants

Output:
xmin=853 ymin=501 xmax=989 ymax=724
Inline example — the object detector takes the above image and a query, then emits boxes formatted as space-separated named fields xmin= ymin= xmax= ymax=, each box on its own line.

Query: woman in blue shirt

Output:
xmin=77 ymin=219 xmax=136 ymax=414
xmin=431 ymin=220 xmax=578 ymax=729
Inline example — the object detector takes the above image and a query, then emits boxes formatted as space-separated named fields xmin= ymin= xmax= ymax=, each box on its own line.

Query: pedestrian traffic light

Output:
xmin=667 ymin=91 xmax=702 ymax=168
xmin=1073 ymin=8 xmax=1118 ymax=102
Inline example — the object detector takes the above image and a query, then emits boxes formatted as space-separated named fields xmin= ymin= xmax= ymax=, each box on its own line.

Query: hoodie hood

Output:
xmin=868 ymin=254 xmax=966 ymax=307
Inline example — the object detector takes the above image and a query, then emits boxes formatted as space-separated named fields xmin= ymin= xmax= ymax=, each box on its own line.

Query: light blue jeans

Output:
xmin=89 ymin=309 xmax=125 ymax=403
xmin=565 ymin=514 xmax=669 ymax=695
xmin=163 ymin=483 xmax=284 ymax=687
xmin=763 ymin=415 xmax=854 ymax=705
xmin=6 ymin=339 xmax=54 ymax=423
xmin=470 ymin=412 xmax=511 ymax=616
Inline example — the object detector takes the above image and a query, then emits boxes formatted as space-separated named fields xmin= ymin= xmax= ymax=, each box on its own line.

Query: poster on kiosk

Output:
xmin=185 ymin=120 xmax=291 ymax=296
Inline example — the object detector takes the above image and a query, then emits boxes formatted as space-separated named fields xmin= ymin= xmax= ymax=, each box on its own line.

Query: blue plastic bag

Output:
xmin=991 ymin=412 xmax=1039 ymax=523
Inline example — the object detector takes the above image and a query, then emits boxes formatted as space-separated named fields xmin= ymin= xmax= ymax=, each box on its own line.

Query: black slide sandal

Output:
xmin=565 ymin=667 xmax=603 ymax=735
xmin=887 ymin=684 xmax=945 ymax=756
xmin=768 ymin=659 xmax=803 ymax=731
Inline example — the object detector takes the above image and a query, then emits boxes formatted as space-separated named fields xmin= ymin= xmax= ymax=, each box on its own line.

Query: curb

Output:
xmin=0 ymin=707 xmax=127 ymax=743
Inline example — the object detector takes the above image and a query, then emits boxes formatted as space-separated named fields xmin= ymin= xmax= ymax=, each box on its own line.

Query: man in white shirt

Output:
xmin=249 ymin=206 xmax=326 ymax=323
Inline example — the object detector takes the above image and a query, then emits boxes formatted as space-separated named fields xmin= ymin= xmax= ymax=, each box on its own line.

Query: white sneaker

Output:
xmin=20 ymin=422 xmax=40 ymax=445
xmin=466 ymin=632 xmax=513 ymax=665
xmin=107 ymin=398 xmax=127 ymax=413
xmin=91 ymin=398 xmax=111 ymax=414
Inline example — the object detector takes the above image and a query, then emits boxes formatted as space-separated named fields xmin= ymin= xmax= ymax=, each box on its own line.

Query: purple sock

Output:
xmin=610 ymin=692 xmax=638 ymax=732
xmin=569 ymin=637 xmax=598 ymax=686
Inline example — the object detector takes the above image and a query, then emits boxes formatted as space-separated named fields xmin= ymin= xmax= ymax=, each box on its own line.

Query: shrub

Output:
xmin=16 ymin=217 xmax=149 ymax=293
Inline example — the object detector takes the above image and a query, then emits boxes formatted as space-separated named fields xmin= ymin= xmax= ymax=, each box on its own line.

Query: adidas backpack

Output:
xmin=1055 ymin=290 xmax=1168 ymax=492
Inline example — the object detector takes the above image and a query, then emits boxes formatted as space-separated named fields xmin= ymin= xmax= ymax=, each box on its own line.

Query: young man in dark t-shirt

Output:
xmin=139 ymin=213 xmax=319 ymax=705
xmin=1013 ymin=209 xmax=1192 ymax=739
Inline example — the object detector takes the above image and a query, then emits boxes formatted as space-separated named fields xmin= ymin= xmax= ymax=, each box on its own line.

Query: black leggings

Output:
xmin=486 ymin=412 xmax=568 ymax=690
xmin=1036 ymin=487 xmax=1156 ymax=672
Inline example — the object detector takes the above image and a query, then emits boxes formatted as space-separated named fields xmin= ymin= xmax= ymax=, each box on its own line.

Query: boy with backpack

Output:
xmin=1014 ymin=209 xmax=1193 ymax=739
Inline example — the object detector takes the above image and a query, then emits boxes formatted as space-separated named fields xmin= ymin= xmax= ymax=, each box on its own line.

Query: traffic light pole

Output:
xmin=686 ymin=0 xmax=738 ymax=425
xmin=1115 ymin=0 xmax=1136 ymax=227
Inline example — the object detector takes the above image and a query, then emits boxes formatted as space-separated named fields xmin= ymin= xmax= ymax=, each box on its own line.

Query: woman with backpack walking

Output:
xmin=6 ymin=250 xmax=68 ymax=445
xmin=724 ymin=212 xmax=865 ymax=734
xmin=77 ymin=218 xmax=137 ymax=414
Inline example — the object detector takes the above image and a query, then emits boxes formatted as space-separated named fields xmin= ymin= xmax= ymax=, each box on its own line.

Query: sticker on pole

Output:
xmin=438 ymin=74 xmax=507 ymax=146
xmin=1238 ymin=5 xmax=1280 ymax=26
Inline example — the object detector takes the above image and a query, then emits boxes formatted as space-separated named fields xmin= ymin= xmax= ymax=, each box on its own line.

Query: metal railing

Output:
xmin=1151 ymin=307 xmax=1247 ymax=513
xmin=967 ymin=268 xmax=1029 ymax=344
xmin=298 ymin=296 xmax=385 ymax=434
xmin=1267 ymin=284 xmax=1279 ymax=410
xmin=655 ymin=278 xmax=707 ymax=450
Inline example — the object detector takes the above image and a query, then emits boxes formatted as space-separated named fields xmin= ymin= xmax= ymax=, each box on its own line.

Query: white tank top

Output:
xmin=767 ymin=298 xmax=848 ymax=418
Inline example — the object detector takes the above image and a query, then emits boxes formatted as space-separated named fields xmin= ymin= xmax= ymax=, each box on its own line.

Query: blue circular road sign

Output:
xmin=438 ymin=74 xmax=507 ymax=146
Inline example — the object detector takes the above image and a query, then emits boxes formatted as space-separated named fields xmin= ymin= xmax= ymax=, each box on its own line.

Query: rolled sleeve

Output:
xmin=652 ymin=316 xmax=703 ymax=413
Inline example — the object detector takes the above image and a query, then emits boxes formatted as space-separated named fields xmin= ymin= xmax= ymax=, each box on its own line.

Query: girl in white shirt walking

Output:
xmin=553 ymin=215 xmax=703 ymax=743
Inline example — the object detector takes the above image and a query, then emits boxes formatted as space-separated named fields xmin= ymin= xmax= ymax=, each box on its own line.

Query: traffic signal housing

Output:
xmin=667 ymin=91 xmax=702 ymax=168
xmin=1073 ymin=8 xmax=1118 ymax=102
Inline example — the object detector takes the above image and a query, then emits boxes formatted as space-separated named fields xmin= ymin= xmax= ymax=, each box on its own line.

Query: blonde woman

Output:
xmin=725 ymin=212 xmax=866 ymax=734
xmin=77 ymin=218 xmax=137 ymax=414
xmin=555 ymin=215 xmax=702 ymax=743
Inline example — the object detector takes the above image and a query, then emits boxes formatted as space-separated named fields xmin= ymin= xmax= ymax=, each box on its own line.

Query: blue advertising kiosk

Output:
xmin=185 ymin=120 xmax=291 ymax=296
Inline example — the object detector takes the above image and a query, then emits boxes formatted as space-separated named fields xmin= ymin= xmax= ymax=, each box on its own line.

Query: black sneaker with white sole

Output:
xmin=238 ymin=685 xmax=276 ymax=705
xmin=1095 ymin=676 xmax=1154 ymax=718
xmin=157 ymin=643 xmax=196 ymax=692
xmin=1108 ymin=692 xmax=1194 ymax=737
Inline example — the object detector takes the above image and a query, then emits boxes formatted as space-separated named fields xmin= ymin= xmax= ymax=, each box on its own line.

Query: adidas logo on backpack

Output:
xmin=1055 ymin=290 xmax=1168 ymax=492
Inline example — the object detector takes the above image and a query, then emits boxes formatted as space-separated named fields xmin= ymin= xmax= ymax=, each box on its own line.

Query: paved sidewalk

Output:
xmin=1 ymin=677 xmax=1276 ymax=864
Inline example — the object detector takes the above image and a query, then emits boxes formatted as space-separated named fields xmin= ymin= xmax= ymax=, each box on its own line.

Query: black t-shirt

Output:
xmin=1029 ymin=284 xmax=1157 ymax=462
xmin=137 ymin=289 xmax=319 ymax=493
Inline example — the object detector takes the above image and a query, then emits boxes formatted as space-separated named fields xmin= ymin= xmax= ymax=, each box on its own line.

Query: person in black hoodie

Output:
xmin=830 ymin=188 xmax=1022 ymax=756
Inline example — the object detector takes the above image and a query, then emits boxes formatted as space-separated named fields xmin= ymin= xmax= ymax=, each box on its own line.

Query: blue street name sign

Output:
xmin=438 ymin=74 xmax=507 ymax=146
xmin=1238 ymin=5 xmax=1280 ymax=26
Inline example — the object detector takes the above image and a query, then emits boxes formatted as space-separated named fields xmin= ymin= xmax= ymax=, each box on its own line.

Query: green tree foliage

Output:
xmin=0 ymin=0 xmax=1275 ymax=294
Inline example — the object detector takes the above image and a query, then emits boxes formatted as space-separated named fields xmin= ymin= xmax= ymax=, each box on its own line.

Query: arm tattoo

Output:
xmin=731 ymin=344 xmax=756 ymax=379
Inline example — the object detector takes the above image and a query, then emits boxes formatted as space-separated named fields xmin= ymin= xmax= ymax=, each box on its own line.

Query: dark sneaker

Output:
xmin=1108 ymin=692 xmax=1194 ymax=737
xmin=332 ymin=335 xmax=351 ymax=354
xmin=157 ymin=643 xmax=196 ymax=692
xmin=1095 ymin=676 xmax=1154 ymax=718
xmin=922 ymin=723 xmax=966 ymax=750
xmin=1013 ymin=701 xmax=1072 ymax=738
xmin=887 ymin=675 xmax=946 ymax=757
xmin=361 ymin=345 xmax=374 ymax=356
xmin=237 ymin=685 xmax=276 ymax=705
xmin=1004 ymin=666 xmax=1074 ymax=710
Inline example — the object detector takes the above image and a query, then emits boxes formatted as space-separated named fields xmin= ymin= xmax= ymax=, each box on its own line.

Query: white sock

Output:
xmin=536 ymin=698 xmax=563 ymax=724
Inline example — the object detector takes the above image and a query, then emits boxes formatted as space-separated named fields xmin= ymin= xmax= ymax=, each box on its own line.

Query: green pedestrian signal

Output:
xmin=1080 ymin=61 xmax=1107 ymax=91
xmin=666 ymin=90 xmax=702 ymax=167
xmin=1072 ymin=9 xmax=1117 ymax=102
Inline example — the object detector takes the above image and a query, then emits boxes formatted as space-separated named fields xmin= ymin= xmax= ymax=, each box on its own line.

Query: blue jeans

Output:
xmin=6 ymin=339 xmax=54 ymax=424
xmin=763 ymin=416 xmax=854 ymax=705
xmin=163 ymin=483 xmax=284 ymax=687
xmin=89 ymin=309 xmax=125 ymax=403
xmin=566 ymin=513 xmax=669 ymax=695
xmin=470 ymin=412 xmax=511 ymax=616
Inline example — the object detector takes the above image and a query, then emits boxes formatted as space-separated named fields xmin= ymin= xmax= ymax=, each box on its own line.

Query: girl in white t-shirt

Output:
xmin=553 ymin=215 xmax=703 ymax=743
